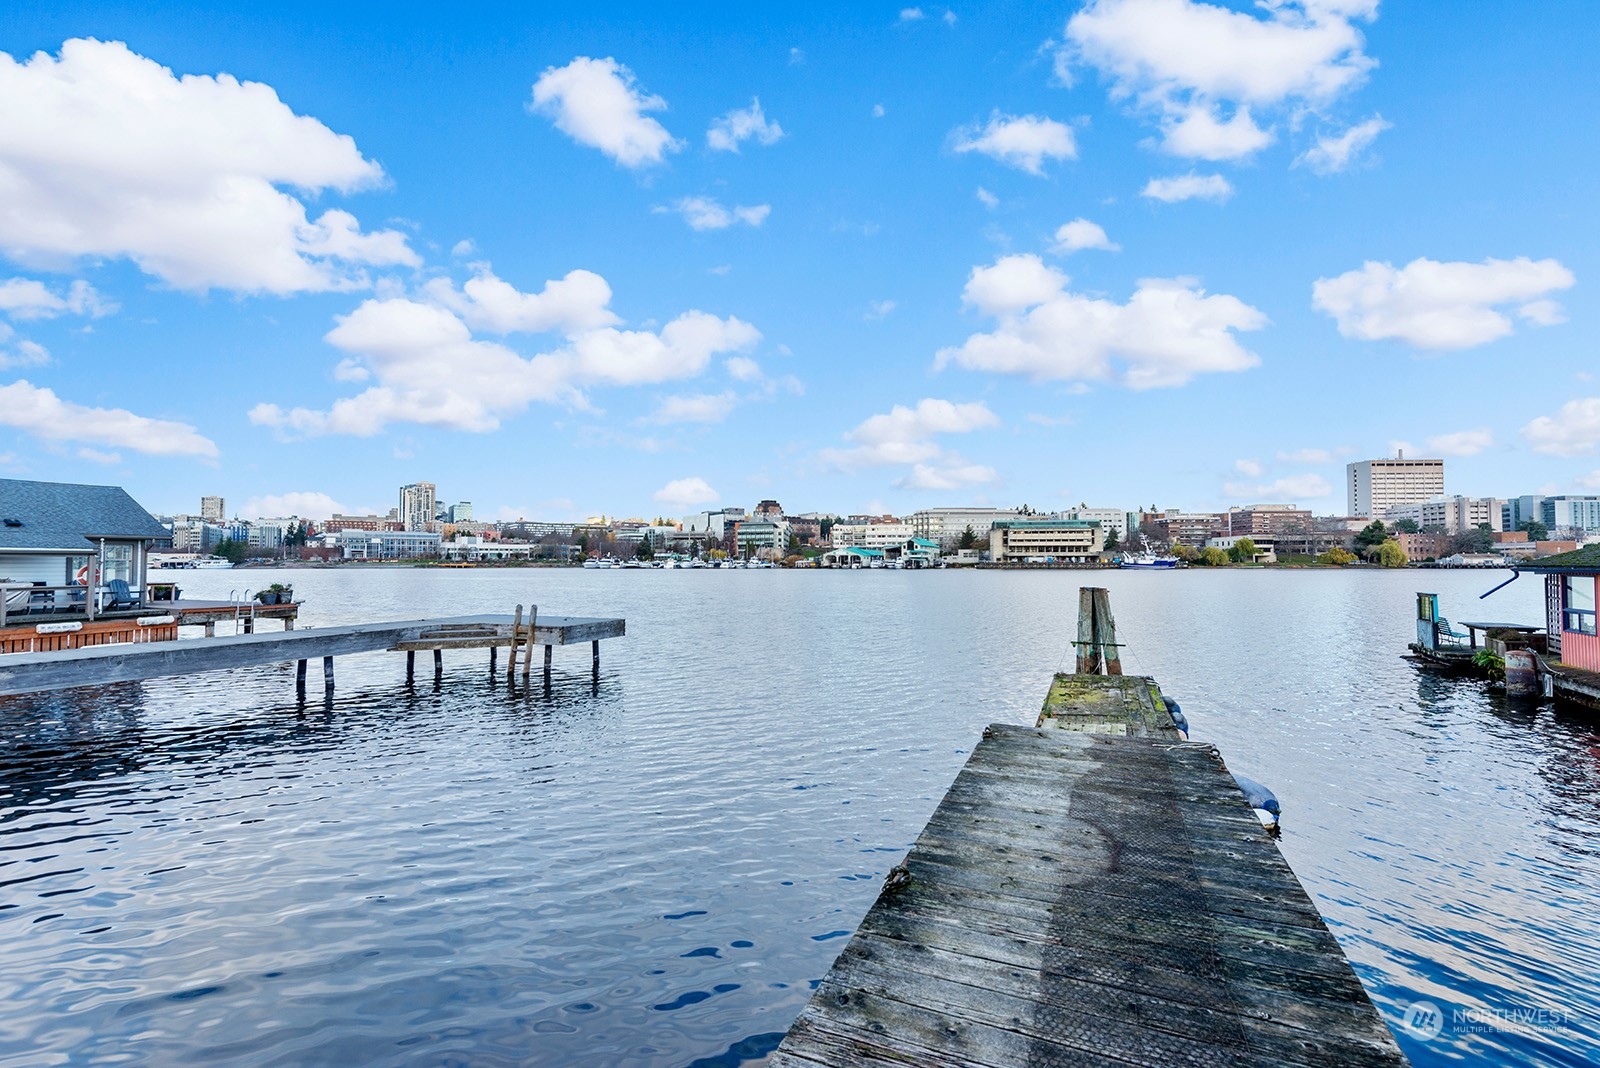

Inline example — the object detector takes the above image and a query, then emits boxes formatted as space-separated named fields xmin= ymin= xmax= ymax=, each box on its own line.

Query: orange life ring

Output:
xmin=75 ymin=565 xmax=90 ymax=586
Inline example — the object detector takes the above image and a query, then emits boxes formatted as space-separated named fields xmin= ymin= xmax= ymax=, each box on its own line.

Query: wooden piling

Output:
xmin=543 ymin=643 xmax=552 ymax=685
xmin=406 ymin=650 xmax=415 ymax=682
xmin=433 ymin=648 xmax=443 ymax=679
xmin=322 ymin=655 xmax=334 ymax=691
xmin=592 ymin=639 xmax=600 ymax=679
xmin=522 ymin=605 xmax=538 ymax=683
xmin=1073 ymin=586 xmax=1121 ymax=675
xmin=295 ymin=658 xmax=307 ymax=694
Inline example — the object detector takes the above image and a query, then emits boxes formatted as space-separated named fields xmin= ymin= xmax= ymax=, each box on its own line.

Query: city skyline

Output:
xmin=0 ymin=4 xmax=1598 ymax=521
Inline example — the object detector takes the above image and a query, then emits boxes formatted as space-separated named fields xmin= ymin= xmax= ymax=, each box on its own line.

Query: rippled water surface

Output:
xmin=2 ymin=567 xmax=1597 ymax=1066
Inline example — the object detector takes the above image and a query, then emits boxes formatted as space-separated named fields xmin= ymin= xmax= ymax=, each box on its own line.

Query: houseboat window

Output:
xmin=65 ymin=555 xmax=89 ymax=586
xmin=1565 ymin=575 xmax=1597 ymax=636
xmin=102 ymin=544 xmax=133 ymax=584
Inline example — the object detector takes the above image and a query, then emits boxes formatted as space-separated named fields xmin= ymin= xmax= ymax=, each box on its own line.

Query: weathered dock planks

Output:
xmin=774 ymin=680 xmax=1408 ymax=1068
xmin=0 ymin=613 xmax=623 ymax=697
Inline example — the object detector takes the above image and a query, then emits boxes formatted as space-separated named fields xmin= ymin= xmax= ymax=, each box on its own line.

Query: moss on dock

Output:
xmin=1037 ymin=672 xmax=1179 ymax=737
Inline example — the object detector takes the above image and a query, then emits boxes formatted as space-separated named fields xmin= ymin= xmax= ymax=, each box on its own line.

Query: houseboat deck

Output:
xmin=0 ymin=612 xmax=624 ymax=697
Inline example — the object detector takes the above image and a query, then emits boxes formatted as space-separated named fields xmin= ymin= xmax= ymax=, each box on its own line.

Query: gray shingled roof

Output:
xmin=1521 ymin=544 xmax=1600 ymax=572
xmin=0 ymin=479 xmax=168 ymax=551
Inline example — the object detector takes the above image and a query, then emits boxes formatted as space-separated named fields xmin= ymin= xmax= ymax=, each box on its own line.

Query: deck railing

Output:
xmin=0 ymin=583 xmax=148 ymax=628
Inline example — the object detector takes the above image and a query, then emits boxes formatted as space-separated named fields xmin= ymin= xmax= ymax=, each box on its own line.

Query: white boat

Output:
xmin=582 ymin=558 xmax=603 ymax=569
xmin=1118 ymin=535 xmax=1180 ymax=569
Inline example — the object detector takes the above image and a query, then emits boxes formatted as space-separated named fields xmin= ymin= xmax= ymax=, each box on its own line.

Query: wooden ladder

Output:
xmin=506 ymin=603 xmax=538 ymax=682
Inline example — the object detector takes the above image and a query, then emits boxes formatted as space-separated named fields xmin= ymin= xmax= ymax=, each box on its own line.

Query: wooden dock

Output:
xmin=774 ymin=670 xmax=1408 ymax=1067
xmin=0 ymin=611 xmax=624 ymax=698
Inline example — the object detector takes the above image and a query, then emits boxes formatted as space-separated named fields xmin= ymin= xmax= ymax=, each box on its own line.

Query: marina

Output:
xmin=1 ymin=566 xmax=1594 ymax=1067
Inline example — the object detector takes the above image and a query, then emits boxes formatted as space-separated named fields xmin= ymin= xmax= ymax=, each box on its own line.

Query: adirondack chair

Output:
xmin=25 ymin=581 xmax=55 ymax=615
xmin=103 ymin=578 xmax=136 ymax=610
xmin=1434 ymin=616 xmax=1470 ymax=648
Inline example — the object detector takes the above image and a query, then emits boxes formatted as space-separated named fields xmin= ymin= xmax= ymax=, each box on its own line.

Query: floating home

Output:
xmin=1522 ymin=544 xmax=1600 ymax=672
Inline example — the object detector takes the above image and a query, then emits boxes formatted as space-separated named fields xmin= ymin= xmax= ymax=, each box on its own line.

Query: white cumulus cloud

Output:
xmin=1425 ymin=429 xmax=1493 ymax=457
xmin=821 ymin=398 xmax=1000 ymax=489
xmin=0 ymin=278 xmax=116 ymax=320
xmin=422 ymin=265 xmax=619 ymax=335
xmin=1296 ymin=115 xmax=1390 ymax=173
xmin=707 ymin=98 xmax=784 ymax=152
xmin=241 ymin=491 xmax=346 ymax=518
xmin=667 ymin=196 xmax=771 ymax=231
xmin=936 ymin=254 xmax=1265 ymax=389
xmin=530 ymin=56 xmax=681 ymax=168
xmin=1062 ymin=0 xmax=1377 ymax=161
xmin=0 ymin=379 xmax=217 ymax=456
xmin=1141 ymin=173 xmax=1233 ymax=203
xmin=0 ymin=39 xmax=418 ymax=294
xmin=251 ymin=270 xmax=762 ymax=436
xmin=654 ymin=476 xmax=719 ymax=510
xmin=644 ymin=391 xmax=739 ymax=425
xmin=900 ymin=8 xmax=926 ymax=21
xmin=1523 ymin=398 xmax=1600 ymax=457
xmin=1052 ymin=218 xmax=1119 ymax=253
xmin=953 ymin=112 xmax=1076 ymax=175
xmin=1222 ymin=473 xmax=1334 ymax=501
xmin=1312 ymin=256 xmax=1575 ymax=350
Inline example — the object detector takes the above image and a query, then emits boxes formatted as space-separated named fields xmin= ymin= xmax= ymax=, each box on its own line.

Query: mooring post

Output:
xmin=507 ymin=604 xmax=523 ymax=682
xmin=592 ymin=639 xmax=600 ymax=680
xmin=489 ymin=645 xmax=498 ymax=675
xmin=1091 ymin=587 xmax=1123 ymax=676
xmin=1075 ymin=587 xmax=1099 ymax=674
xmin=406 ymin=650 xmax=415 ymax=683
xmin=543 ymin=643 xmax=553 ymax=685
xmin=323 ymin=655 xmax=334 ymax=692
xmin=522 ymin=605 xmax=538 ymax=683
xmin=433 ymin=648 xmax=443 ymax=680
xmin=296 ymin=658 xmax=307 ymax=695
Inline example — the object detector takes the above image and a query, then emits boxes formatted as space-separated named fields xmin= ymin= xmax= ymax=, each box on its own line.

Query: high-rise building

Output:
xmin=448 ymin=502 xmax=473 ymax=523
xmin=1541 ymin=496 xmax=1600 ymax=533
xmin=200 ymin=495 xmax=225 ymax=521
xmin=399 ymin=482 xmax=437 ymax=532
xmin=1346 ymin=456 xmax=1445 ymax=519
xmin=1384 ymin=496 xmax=1503 ymax=534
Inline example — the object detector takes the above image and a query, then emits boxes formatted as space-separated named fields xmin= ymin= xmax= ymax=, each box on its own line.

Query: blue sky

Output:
xmin=0 ymin=1 xmax=1597 ymax=521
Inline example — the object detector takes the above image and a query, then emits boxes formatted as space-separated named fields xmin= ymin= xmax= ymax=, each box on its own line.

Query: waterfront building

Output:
xmin=1166 ymin=512 xmax=1227 ymax=549
xmin=682 ymin=508 xmax=745 ymax=539
xmin=325 ymin=513 xmax=404 ymax=533
xmin=1502 ymin=495 xmax=1547 ymax=531
xmin=988 ymin=519 xmax=1101 ymax=563
xmin=439 ymin=536 xmax=531 ymax=562
xmin=399 ymin=482 xmax=437 ymax=532
xmin=908 ymin=507 xmax=1027 ymax=548
xmin=786 ymin=516 xmax=823 ymax=546
xmin=1226 ymin=504 xmax=1311 ymax=537
xmin=1346 ymin=456 xmax=1445 ymax=519
xmin=1064 ymin=506 xmax=1131 ymax=546
xmin=1384 ymin=495 xmax=1503 ymax=535
xmin=330 ymin=529 xmax=441 ymax=560
xmin=735 ymin=518 xmax=791 ymax=555
xmin=200 ymin=495 xmax=225 ymax=522
xmin=0 ymin=478 xmax=167 ymax=601
xmin=1540 ymin=495 xmax=1600 ymax=534
xmin=821 ymin=546 xmax=885 ymax=567
xmin=1396 ymin=531 xmax=1451 ymax=562
xmin=498 ymin=520 xmax=575 ymax=540
xmin=1206 ymin=534 xmax=1277 ymax=563
xmin=831 ymin=521 xmax=913 ymax=549
xmin=1523 ymin=546 xmax=1600 ymax=672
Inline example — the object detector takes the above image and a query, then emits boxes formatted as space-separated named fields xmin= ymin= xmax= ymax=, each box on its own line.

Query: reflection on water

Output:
xmin=0 ymin=567 xmax=1596 ymax=1065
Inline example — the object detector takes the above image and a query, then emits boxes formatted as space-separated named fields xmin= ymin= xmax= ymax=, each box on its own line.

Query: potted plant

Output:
xmin=255 ymin=583 xmax=293 ymax=605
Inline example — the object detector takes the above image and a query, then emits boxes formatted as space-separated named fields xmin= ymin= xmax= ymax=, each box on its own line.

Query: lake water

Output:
xmin=1 ymin=567 xmax=1596 ymax=1066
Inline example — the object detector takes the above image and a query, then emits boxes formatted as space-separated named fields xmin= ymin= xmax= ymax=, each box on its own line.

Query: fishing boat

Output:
xmin=1118 ymin=535 xmax=1180 ymax=569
